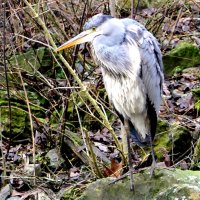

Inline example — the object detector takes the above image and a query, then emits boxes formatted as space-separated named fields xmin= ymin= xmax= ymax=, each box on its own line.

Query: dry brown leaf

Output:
xmin=103 ymin=159 xmax=123 ymax=178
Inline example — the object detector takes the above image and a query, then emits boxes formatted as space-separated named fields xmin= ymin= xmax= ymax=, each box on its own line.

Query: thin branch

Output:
xmin=3 ymin=1 xmax=12 ymax=162
xmin=15 ymin=34 xmax=54 ymax=50
xmin=18 ymin=70 xmax=36 ymax=185
xmin=168 ymin=6 xmax=183 ymax=45
xmin=131 ymin=0 xmax=135 ymax=19
xmin=109 ymin=0 xmax=116 ymax=17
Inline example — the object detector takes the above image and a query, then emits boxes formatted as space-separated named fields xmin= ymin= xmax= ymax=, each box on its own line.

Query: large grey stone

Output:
xmin=77 ymin=169 xmax=200 ymax=200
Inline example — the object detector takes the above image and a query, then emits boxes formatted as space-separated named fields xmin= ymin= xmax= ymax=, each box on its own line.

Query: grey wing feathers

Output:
xmin=140 ymin=32 xmax=163 ymax=113
xmin=123 ymin=19 xmax=164 ymax=113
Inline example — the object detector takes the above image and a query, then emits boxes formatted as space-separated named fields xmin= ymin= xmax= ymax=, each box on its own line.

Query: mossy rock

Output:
xmin=169 ymin=125 xmax=192 ymax=158
xmin=76 ymin=169 xmax=200 ymax=200
xmin=163 ymin=42 xmax=200 ymax=75
xmin=0 ymin=90 xmax=46 ymax=140
xmin=154 ymin=120 xmax=192 ymax=161
xmin=9 ymin=47 xmax=52 ymax=74
xmin=0 ymin=106 xmax=29 ymax=140
xmin=154 ymin=120 xmax=171 ymax=160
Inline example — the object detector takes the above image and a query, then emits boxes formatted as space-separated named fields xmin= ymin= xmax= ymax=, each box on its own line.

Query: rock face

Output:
xmin=45 ymin=148 xmax=65 ymax=169
xmin=163 ymin=42 xmax=200 ymax=75
xmin=77 ymin=169 xmax=200 ymax=200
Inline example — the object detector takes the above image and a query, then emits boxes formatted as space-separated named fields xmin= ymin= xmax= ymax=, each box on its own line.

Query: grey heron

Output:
xmin=56 ymin=13 xmax=164 ymax=190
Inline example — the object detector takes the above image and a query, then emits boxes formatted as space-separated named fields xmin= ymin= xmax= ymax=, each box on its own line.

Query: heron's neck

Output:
xmin=92 ymin=41 xmax=141 ymax=78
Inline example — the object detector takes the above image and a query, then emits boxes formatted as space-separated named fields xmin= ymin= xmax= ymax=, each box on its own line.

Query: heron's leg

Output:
xmin=124 ymin=119 xmax=134 ymax=191
xmin=149 ymin=134 xmax=156 ymax=177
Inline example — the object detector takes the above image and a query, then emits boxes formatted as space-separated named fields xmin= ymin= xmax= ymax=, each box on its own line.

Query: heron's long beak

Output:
xmin=55 ymin=29 xmax=95 ymax=52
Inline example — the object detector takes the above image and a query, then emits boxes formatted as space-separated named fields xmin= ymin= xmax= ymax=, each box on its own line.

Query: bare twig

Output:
xmin=15 ymin=34 xmax=54 ymax=50
xmin=131 ymin=0 xmax=135 ymax=19
xmin=168 ymin=6 xmax=183 ymax=45
xmin=74 ymin=96 xmax=103 ymax=177
xmin=2 ymin=1 xmax=12 ymax=162
xmin=109 ymin=0 xmax=116 ymax=17
xmin=18 ymin=70 xmax=36 ymax=185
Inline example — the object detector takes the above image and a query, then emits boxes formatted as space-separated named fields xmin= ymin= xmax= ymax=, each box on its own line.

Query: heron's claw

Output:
xmin=150 ymin=158 xmax=156 ymax=178
xmin=129 ymin=168 xmax=134 ymax=191
xmin=149 ymin=148 xmax=157 ymax=177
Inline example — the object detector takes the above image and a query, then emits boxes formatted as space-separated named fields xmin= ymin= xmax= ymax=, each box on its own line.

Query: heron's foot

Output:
xmin=149 ymin=134 xmax=156 ymax=178
xmin=150 ymin=159 xmax=157 ymax=178
xmin=109 ymin=169 xmax=134 ymax=191
xmin=109 ymin=171 xmax=129 ymax=184
xmin=129 ymin=168 xmax=134 ymax=191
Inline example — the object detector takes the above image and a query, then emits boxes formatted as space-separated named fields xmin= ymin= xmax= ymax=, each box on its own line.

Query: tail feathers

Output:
xmin=129 ymin=121 xmax=151 ymax=147
xmin=115 ymin=106 xmax=156 ymax=147
xmin=130 ymin=96 xmax=158 ymax=147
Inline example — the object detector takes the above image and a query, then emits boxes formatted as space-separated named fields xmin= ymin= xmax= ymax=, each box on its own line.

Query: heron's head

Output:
xmin=55 ymin=14 xmax=125 ymax=52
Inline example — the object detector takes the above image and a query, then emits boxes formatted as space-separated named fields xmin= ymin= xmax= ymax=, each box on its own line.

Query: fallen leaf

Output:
xmin=103 ymin=159 xmax=123 ymax=178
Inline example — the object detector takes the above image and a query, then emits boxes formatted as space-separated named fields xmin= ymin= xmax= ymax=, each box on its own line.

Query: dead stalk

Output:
xmin=109 ymin=0 xmax=116 ymax=17
xmin=18 ymin=70 xmax=36 ymax=185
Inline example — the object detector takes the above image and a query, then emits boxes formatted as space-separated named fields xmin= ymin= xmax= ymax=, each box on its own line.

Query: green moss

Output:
xmin=171 ymin=125 xmax=188 ymax=140
xmin=62 ymin=187 xmax=83 ymax=200
xmin=0 ymin=90 xmax=47 ymax=140
xmin=153 ymin=120 xmax=192 ymax=161
xmin=192 ymin=88 xmax=200 ymax=114
xmin=194 ymin=101 xmax=200 ymax=114
xmin=154 ymin=120 xmax=170 ymax=160
xmin=172 ymin=66 xmax=185 ymax=75
xmin=169 ymin=124 xmax=192 ymax=160
xmin=163 ymin=42 xmax=200 ymax=75
xmin=157 ymin=119 xmax=169 ymax=133
xmin=0 ymin=107 xmax=28 ymax=139
xmin=192 ymin=88 xmax=200 ymax=96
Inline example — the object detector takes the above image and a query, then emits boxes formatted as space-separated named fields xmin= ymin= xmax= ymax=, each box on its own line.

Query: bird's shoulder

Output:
xmin=120 ymin=18 xmax=155 ymax=50
xmin=121 ymin=18 xmax=163 ymax=70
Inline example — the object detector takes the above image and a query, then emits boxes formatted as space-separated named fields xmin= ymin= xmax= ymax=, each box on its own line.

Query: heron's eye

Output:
xmin=92 ymin=27 xmax=96 ymax=31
